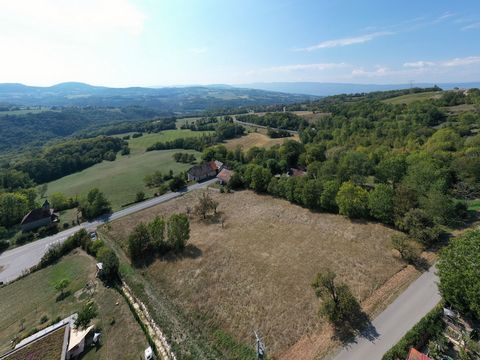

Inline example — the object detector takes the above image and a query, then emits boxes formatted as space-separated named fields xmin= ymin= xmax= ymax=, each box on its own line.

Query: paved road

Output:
xmin=331 ymin=265 xmax=441 ymax=360
xmin=0 ymin=179 xmax=218 ymax=283
xmin=232 ymin=117 xmax=299 ymax=135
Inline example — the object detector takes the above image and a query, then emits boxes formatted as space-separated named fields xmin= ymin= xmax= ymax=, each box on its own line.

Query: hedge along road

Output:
xmin=0 ymin=178 xmax=218 ymax=284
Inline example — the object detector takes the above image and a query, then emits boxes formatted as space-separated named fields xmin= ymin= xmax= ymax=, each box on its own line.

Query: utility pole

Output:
xmin=254 ymin=331 xmax=266 ymax=360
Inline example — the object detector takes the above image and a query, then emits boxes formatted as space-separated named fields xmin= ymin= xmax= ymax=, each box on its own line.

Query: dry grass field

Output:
xmin=106 ymin=190 xmax=412 ymax=358
xmin=224 ymin=132 xmax=300 ymax=150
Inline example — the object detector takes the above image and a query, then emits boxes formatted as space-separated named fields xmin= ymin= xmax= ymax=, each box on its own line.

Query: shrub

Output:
xmin=169 ymin=176 xmax=186 ymax=192
xmin=16 ymin=231 xmax=34 ymax=245
xmin=87 ymin=239 xmax=105 ymax=257
xmin=37 ymin=224 xmax=58 ymax=238
xmin=0 ymin=240 xmax=9 ymax=253
xmin=135 ymin=191 xmax=145 ymax=202
xmin=75 ymin=301 xmax=98 ymax=330
xmin=97 ymin=247 xmax=119 ymax=285
xmin=397 ymin=208 xmax=442 ymax=245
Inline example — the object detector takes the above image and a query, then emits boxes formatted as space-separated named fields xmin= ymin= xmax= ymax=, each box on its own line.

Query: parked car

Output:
xmin=144 ymin=346 xmax=153 ymax=360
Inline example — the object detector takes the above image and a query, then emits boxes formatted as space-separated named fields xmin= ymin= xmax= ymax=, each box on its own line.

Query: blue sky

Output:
xmin=0 ymin=0 xmax=479 ymax=86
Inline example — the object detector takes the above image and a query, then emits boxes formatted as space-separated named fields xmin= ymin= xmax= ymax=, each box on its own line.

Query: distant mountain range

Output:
xmin=0 ymin=82 xmax=316 ymax=111
xmin=237 ymin=82 xmax=480 ymax=97
xmin=2 ymin=81 xmax=479 ymax=110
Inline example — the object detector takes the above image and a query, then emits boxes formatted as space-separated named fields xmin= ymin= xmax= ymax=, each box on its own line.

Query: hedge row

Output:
xmin=382 ymin=304 xmax=444 ymax=360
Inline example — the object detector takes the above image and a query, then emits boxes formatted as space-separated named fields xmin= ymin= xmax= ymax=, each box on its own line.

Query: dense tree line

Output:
xmin=201 ymin=89 xmax=480 ymax=250
xmin=146 ymin=121 xmax=244 ymax=152
xmin=236 ymin=112 xmax=308 ymax=131
xmin=78 ymin=117 xmax=177 ymax=137
xmin=267 ymin=128 xmax=292 ymax=138
xmin=180 ymin=116 xmax=218 ymax=131
xmin=146 ymin=135 xmax=217 ymax=152
xmin=14 ymin=136 xmax=126 ymax=183
xmin=173 ymin=152 xmax=196 ymax=163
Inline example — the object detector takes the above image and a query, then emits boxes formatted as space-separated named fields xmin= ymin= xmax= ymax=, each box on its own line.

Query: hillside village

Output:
xmin=0 ymin=87 xmax=479 ymax=360
xmin=2 ymin=2 xmax=480 ymax=359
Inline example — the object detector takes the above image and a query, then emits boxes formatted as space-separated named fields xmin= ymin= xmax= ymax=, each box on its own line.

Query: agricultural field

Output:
xmin=224 ymin=132 xmax=300 ymax=150
xmin=382 ymin=91 xmax=443 ymax=104
xmin=45 ymin=129 xmax=211 ymax=212
xmin=124 ymin=129 xmax=213 ymax=154
xmin=45 ymin=149 xmax=200 ymax=211
xmin=0 ymin=251 xmax=147 ymax=359
xmin=103 ymin=190 xmax=419 ymax=359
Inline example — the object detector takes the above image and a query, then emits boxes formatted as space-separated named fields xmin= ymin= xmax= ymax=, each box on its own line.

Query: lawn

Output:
xmin=0 ymin=251 xmax=147 ymax=359
xmin=224 ymin=132 xmax=300 ymax=150
xmin=103 ymin=190 xmax=412 ymax=359
xmin=45 ymin=149 xmax=200 ymax=211
xmin=382 ymin=91 xmax=443 ymax=104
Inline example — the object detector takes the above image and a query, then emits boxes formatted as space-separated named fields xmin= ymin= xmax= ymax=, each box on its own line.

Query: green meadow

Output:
xmin=45 ymin=129 xmax=211 ymax=211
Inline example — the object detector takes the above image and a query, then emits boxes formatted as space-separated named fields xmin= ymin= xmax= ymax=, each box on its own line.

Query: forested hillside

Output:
xmin=0 ymin=106 xmax=162 ymax=155
xmin=202 ymin=88 xmax=480 ymax=243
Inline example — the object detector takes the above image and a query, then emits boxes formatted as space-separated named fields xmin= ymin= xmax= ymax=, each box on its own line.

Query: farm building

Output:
xmin=407 ymin=348 xmax=431 ymax=360
xmin=187 ymin=160 xmax=223 ymax=182
xmin=20 ymin=199 xmax=58 ymax=232
xmin=0 ymin=314 xmax=98 ymax=360
xmin=216 ymin=168 xmax=234 ymax=185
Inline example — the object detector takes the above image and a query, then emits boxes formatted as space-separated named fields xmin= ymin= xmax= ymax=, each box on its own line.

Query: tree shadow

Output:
xmin=162 ymin=244 xmax=203 ymax=262
xmin=411 ymin=256 xmax=430 ymax=271
xmin=332 ymin=309 xmax=379 ymax=345
xmin=56 ymin=290 xmax=72 ymax=302
xmin=78 ymin=343 xmax=103 ymax=359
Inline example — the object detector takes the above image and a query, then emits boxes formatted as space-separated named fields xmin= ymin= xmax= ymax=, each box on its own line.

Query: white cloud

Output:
xmin=403 ymin=61 xmax=436 ymax=68
xmin=294 ymin=32 xmax=392 ymax=51
xmin=248 ymin=62 xmax=349 ymax=75
xmin=402 ymin=56 xmax=480 ymax=69
xmin=441 ymin=56 xmax=480 ymax=67
xmin=436 ymin=11 xmax=455 ymax=21
xmin=351 ymin=66 xmax=390 ymax=77
xmin=461 ymin=22 xmax=480 ymax=30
